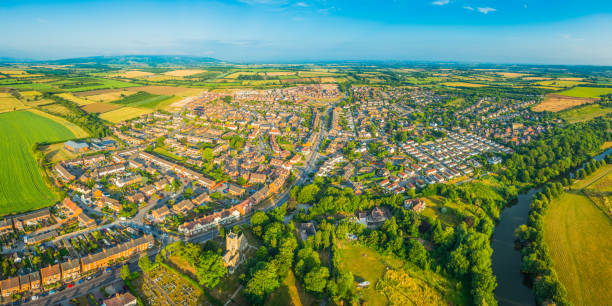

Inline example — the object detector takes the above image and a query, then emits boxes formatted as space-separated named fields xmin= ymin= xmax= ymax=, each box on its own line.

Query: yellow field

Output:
xmin=265 ymin=71 xmax=296 ymax=76
xmin=163 ymin=69 xmax=206 ymax=77
xmin=559 ymin=77 xmax=583 ymax=81
xmin=129 ymin=85 xmax=203 ymax=97
xmin=19 ymin=91 xmax=42 ymax=97
xmin=225 ymin=71 xmax=257 ymax=79
xmin=298 ymin=71 xmax=336 ymax=77
xmin=0 ymin=70 xmax=26 ymax=74
xmin=40 ymin=142 xmax=79 ymax=163
xmin=55 ymin=93 xmax=94 ymax=105
xmin=27 ymin=109 xmax=89 ymax=138
xmin=533 ymin=94 xmax=597 ymax=112
xmin=84 ymin=90 xmax=137 ymax=102
xmin=535 ymin=80 xmax=587 ymax=87
xmin=495 ymin=72 xmax=528 ymax=78
xmin=0 ymin=96 xmax=26 ymax=113
xmin=442 ymin=82 xmax=486 ymax=88
xmin=523 ymin=77 xmax=552 ymax=80
xmin=111 ymin=70 xmax=154 ymax=78
xmin=145 ymin=75 xmax=178 ymax=81
xmin=39 ymin=103 xmax=74 ymax=116
xmin=99 ymin=106 xmax=154 ymax=123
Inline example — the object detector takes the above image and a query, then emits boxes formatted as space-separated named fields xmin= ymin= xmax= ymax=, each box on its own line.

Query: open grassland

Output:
xmin=558 ymin=86 xmax=612 ymax=98
xmin=533 ymin=94 xmax=597 ymax=112
xmin=81 ymin=102 xmax=121 ymax=113
xmin=0 ymin=96 xmax=26 ymax=113
xmin=337 ymin=240 xmax=466 ymax=305
xmin=163 ymin=69 xmax=207 ymax=77
xmin=543 ymin=186 xmax=612 ymax=305
xmin=55 ymin=93 xmax=94 ymax=105
xmin=442 ymin=82 xmax=486 ymax=88
xmin=559 ymin=104 xmax=612 ymax=123
xmin=0 ymin=111 xmax=80 ymax=215
xmin=99 ymin=106 xmax=154 ymax=123
xmin=39 ymin=142 xmax=79 ymax=163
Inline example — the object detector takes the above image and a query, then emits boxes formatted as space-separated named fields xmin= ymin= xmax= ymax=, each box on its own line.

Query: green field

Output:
xmin=558 ymin=86 xmax=612 ymax=98
xmin=113 ymin=91 xmax=179 ymax=108
xmin=99 ymin=106 xmax=154 ymax=123
xmin=559 ymin=104 xmax=612 ymax=123
xmin=0 ymin=111 xmax=79 ymax=215
xmin=543 ymin=170 xmax=612 ymax=305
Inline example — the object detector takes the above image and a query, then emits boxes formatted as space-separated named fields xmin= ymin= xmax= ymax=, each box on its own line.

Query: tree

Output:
xmin=298 ymin=184 xmax=320 ymax=204
xmin=138 ymin=255 xmax=152 ymax=272
xmin=303 ymin=266 xmax=330 ymax=294
xmin=120 ymin=264 xmax=131 ymax=281
xmin=244 ymin=263 xmax=280 ymax=304
xmin=196 ymin=251 xmax=227 ymax=288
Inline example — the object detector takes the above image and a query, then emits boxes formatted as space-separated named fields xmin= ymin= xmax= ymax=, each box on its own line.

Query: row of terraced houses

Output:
xmin=0 ymin=235 xmax=153 ymax=298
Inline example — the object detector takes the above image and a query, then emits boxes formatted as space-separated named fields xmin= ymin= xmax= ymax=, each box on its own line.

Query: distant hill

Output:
xmin=34 ymin=55 xmax=223 ymax=67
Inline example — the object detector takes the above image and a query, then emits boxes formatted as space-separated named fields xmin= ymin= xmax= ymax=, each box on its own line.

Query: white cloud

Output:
xmin=463 ymin=6 xmax=474 ymax=11
xmin=295 ymin=2 xmax=309 ymax=7
xmin=431 ymin=0 xmax=450 ymax=6
xmin=477 ymin=7 xmax=496 ymax=14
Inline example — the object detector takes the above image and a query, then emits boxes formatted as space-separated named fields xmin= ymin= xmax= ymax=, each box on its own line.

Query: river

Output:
xmin=491 ymin=146 xmax=612 ymax=305
xmin=491 ymin=188 xmax=537 ymax=306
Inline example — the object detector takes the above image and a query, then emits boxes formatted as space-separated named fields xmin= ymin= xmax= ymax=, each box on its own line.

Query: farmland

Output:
xmin=532 ymin=94 xmax=597 ymax=112
xmin=0 ymin=110 xmax=81 ymax=215
xmin=100 ymin=106 xmax=154 ymax=123
xmin=559 ymin=104 xmax=612 ymax=123
xmin=558 ymin=86 xmax=612 ymax=98
xmin=112 ymin=91 xmax=180 ymax=108
xmin=81 ymin=102 xmax=121 ymax=113
xmin=543 ymin=169 xmax=612 ymax=305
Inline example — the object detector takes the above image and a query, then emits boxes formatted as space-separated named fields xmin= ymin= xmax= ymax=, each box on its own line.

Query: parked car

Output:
xmin=77 ymin=279 xmax=84 ymax=284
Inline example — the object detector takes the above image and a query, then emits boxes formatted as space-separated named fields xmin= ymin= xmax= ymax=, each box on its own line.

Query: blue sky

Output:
xmin=1 ymin=0 xmax=611 ymax=65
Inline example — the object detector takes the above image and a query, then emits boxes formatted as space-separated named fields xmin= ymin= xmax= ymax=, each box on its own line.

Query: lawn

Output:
xmin=559 ymin=104 xmax=612 ymax=123
xmin=0 ymin=110 xmax=81 ymax=215
xmin=557 ymin=86 xmax=612 ymax=98
xmin=154 ymin=147 xmax=186 ymax=162
xmin=543 ymin=191 xmax=612 ymax=305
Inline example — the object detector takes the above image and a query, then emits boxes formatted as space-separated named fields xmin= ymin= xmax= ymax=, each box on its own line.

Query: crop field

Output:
xmin=559 ymin=104 xmax=612 ymax=123
xmin=534 ymin=80 xmax=587 ymax=88
xmin=442 ymin=82 xmax=486 ymax=88
xmin=55 ymin=93 xmax=94 ymax=105
xmin=81 ymin=90 xmax=138 ymax=103
xmin=0 ymin=110 xmax=81 ymax=215
xmin=543 ymin=176 xmax=612 ymax=305
xmin=163 ymin=69 xmax=207 ymax=77
xmin=52 ymin=78 xmax=138 ymax=92
xmin=558 ymin=86 xmax=612 ymax=98
xmin=112 ymin=91 xmax=179 ymax=108
xmin=129 ymin=85 xmax=204 ymax=97
xmin=0 ymin=96 xmax=26 ymax=113
xmin=39 ymin=103 xmax=74 ymax=116
xmin=111 ymin=70 xmax=154 ymax=78
xmin=99 ymin=106 xmax=154 ymax=123
xmin=81 ymin=102 xmax=121 ymax=113
xmin=532 ymin=94 xmax=597 ymax=112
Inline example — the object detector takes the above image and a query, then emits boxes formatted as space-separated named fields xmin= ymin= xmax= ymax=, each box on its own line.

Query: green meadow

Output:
xmin=0 ymin=110 xmax=80 ymax=215
xmin=558 ymin=86 xmax=612 ymax=98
